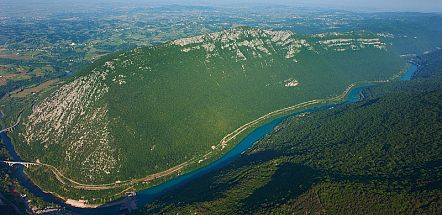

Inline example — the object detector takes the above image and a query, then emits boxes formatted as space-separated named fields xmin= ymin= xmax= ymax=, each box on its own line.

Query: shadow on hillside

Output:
xmin=144 ymin=150 xmax=282 ymax=210
xmin=241 ymin=162 xmax=322 ymax=212
xmin=145 ymin=145 xmax=442 ymax=213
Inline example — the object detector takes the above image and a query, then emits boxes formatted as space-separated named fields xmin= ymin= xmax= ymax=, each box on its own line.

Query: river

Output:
xmin=400 ymin=63 xmax=418 ymax=81
xmin=0 ymin=63 xmax=418 ymax=214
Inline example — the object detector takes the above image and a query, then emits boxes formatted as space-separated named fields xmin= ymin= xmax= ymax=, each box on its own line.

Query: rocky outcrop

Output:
xmin=172 ymin=28 xmax=387 ymax=61
xmin=172 ymin=27 xmax=310 ymax=61
xmin=21 ymin=67 xmax=120 ymax=181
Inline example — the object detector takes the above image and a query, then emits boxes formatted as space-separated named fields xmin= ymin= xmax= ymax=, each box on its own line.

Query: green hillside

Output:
xmin=11 ymin=27 xmax=406 ymax=202
xmin=140 ymin=51 xmax=442 ymax=214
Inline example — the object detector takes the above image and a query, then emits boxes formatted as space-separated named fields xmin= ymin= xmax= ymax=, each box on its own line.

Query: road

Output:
xmin=2 ymin=80 xmax=389 ymax=196
xmin=18 ymin=81 xmax=366 ymax=192
xmin=0 ymin=113 xmax=22 ymax=134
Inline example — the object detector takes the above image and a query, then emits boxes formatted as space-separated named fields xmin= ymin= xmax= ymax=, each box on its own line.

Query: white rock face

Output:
xmin=21 ymin=69 xmax=120 ymax=182
xmin=377 ymin=32 xmax=394 ymax=38
xmin=284 ymin=79 xmax=300 ymax=87
xmin=172 ymin=35 xmax=205 ymax=46
xmin=17 ymin=28 xmax=390 ymax=183
xmin=315 ymin=32 xmax=387 ymax=51
xmin=171 ymin=28 xmax=310 ymax=60
xmin=172 ymin=28 xmax=387 ymax=61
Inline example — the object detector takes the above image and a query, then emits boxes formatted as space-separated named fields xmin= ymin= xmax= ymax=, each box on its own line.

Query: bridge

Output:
xmin=0 ymin=114 xmax=21 ymax=134
xmin=0 ymin=127 xmax=15 ymax=133
xmin=0 ymin=161 xmax=40 ymax=168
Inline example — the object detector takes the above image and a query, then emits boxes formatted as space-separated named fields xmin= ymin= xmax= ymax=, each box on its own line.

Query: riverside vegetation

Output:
xmin=7 ymin=27 xmax=409 ymax=203
xmin=139 ymin=49 xmax=442 ymax=215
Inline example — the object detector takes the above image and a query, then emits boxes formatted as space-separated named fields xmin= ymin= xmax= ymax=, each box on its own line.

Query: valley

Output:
xmin=0 ymin=3 xmax=441 ymax=214
xmin=141 ymin=49 xmax=442 ymax=215
xmin=5 ymin=26 xmax=409 ymax=204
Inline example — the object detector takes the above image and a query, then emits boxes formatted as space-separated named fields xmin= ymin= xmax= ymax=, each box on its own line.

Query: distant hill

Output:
xmin=12 ymin=27 xmax=404 ymax=202
xmin=140 ymin=51 xmax=442 ymax=214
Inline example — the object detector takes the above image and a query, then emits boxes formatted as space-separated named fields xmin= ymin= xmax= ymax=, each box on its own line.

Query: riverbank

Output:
xmin=0 ymin=62 xmax=420 ymax=214
xmin=0 ymin=82 xmax=367 ymax=212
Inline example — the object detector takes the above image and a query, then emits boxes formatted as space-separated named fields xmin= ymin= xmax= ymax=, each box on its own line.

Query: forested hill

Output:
xmin=10 ymin=26 xmax=407 ymax=203
xmin=413 ymin=49 xmax=442 ymax=79
xmin=140 ymin=52 xmax=442 ymax=214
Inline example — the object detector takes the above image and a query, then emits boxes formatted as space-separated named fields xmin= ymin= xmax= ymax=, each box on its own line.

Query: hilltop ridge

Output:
xmin=11 ymin=27 xmax=403 ymax=203
xmin=171 ymin=27 xmax=386 ymax=61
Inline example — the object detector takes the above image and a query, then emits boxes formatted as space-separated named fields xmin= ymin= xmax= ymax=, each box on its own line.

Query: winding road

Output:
xmin=0 ymin=113 xmax=21 ymax=134
xmin=8 ymin=81 xmax=375 ymax=192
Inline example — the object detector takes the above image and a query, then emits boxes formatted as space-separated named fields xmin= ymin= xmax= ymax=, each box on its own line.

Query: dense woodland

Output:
xmin=11 ymin=27 xmax=405 ymax=197
xmin=139 ymin=51 xmax=442 ymax=214
xmin=0 ymin=6 xmax=442 ymax=212
xmin=4 ymin=11 xmax=442 ymax=203
xmin=0 ymin=143 xmax=25 ymax=214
